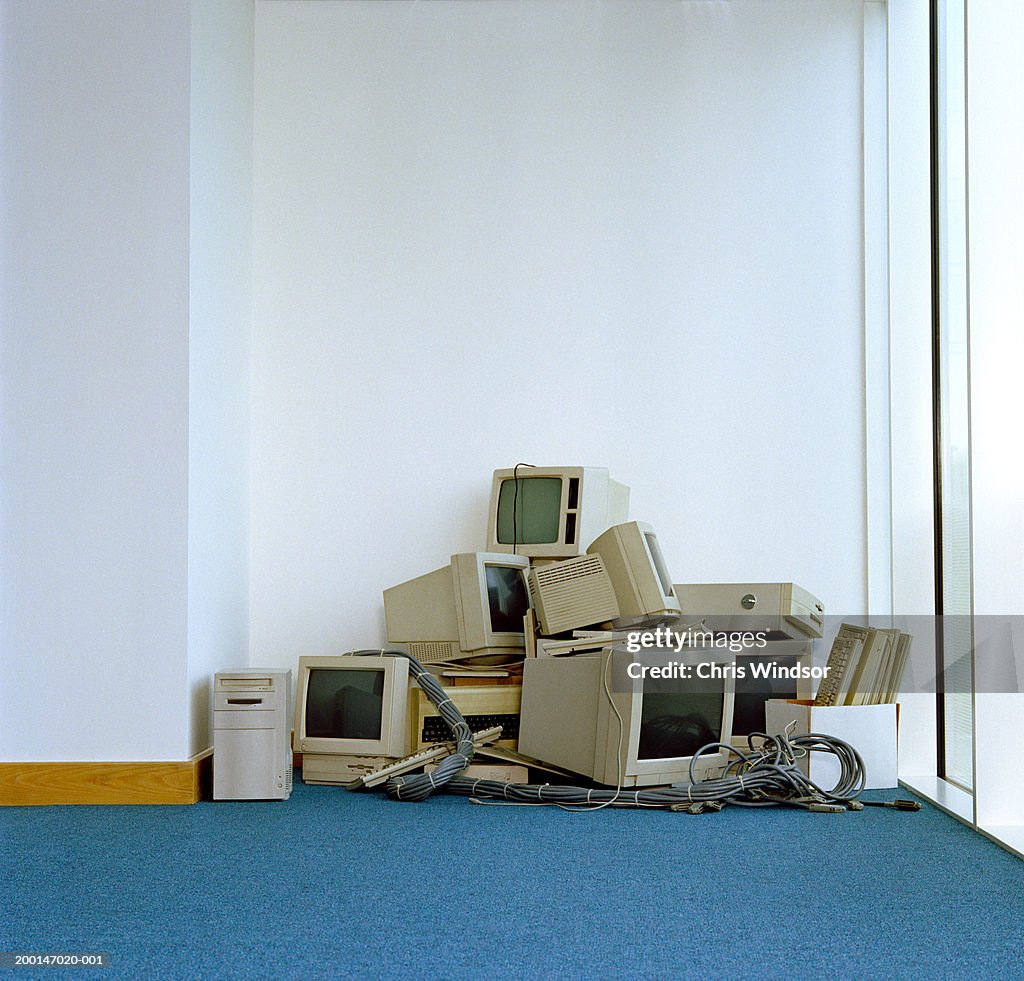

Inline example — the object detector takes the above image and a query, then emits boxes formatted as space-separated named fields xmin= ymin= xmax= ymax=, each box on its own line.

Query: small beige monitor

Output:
xmin=293 ymin=654 xmax=412 ymax=784
xmin=587 ymin=521 xmax=681 ymax=628
xmin=486 ymin=466 xmax=630 ymax=559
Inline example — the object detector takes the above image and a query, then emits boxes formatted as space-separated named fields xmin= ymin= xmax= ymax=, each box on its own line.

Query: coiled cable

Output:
xmin=431 ymin=730 xmax=867 ymax=813
xmin=343 ymin=649 xmax=476 ymax=802
xmin=345 ymin=651 xmax=867 ymax=812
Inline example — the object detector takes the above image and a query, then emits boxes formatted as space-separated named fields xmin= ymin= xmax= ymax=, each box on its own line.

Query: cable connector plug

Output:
xmin=808 ymin=802 xmax=846 ymax=813
xmin=892 ymin=799 xmax=921 ymax=810
xmin=670 ymin=802 xmax=710 ymax=814
xmin=862 ymin=799 xmax=921 ymax=811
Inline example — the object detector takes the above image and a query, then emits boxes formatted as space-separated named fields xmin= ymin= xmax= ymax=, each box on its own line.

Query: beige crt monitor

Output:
xmin=383 ymin=552 xmax=531 ymax=664
xmin=293 ymin=655 xmax=412 ymax=785
xmin=673 ymin=582 xmax=825 ymax=641
xmin=587 ymin=521 xmax=681 ymax=628
xmin=486 ymin=466 xmax=630 ymax=559
xmin=518 ymin=646 xmax=734 ymax=787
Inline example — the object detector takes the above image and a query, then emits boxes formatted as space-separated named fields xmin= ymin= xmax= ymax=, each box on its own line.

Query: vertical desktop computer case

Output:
xmin=213 ymin=670 xmax=292 ymax=801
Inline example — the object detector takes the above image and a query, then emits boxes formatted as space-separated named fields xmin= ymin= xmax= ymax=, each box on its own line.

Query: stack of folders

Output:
xmin=814 ymin=623 xmax=913 ymax=707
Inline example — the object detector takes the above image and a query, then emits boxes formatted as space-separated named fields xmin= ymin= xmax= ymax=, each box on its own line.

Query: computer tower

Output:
xmin=213 ymin=670 xmax=292 ymax=801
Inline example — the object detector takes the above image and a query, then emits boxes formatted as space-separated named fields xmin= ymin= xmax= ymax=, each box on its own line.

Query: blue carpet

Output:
xmin=2 ymin=779 xmax=1024 ymax=979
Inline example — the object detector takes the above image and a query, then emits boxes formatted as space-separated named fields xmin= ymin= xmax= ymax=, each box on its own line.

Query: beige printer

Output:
xmin=672 ymin=582 xmax=824 ymax=641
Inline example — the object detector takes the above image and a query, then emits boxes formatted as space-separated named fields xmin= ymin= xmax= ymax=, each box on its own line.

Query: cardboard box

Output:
xmin=764 ymin=699 xmax=898 ymax=790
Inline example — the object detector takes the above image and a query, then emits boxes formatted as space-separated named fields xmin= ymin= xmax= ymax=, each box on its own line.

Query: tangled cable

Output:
xmin=351 ymin=650 xmax=868 ymax=812
xmin=359 ymin=650 xmax=476 ymax=802
xmin=426 ymin=730 xmax=867 ymax=813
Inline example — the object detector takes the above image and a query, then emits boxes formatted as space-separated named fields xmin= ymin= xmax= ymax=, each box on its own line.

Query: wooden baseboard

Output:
xmin=0 ymin=750 xmax=213 ymax=806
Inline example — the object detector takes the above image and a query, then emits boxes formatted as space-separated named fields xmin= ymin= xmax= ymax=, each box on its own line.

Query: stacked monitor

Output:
xmin=522 ymin=521 xmax=682 ymax=636
xmin=587 ymin=520 xmax=681 ymax=629
xmin=383 ymin=552 xmax=531 ymax=664
xmin=486 ymin=466 xmax=629 ymax=558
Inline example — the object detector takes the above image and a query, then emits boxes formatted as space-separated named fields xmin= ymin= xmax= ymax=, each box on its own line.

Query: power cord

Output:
xmin=510 ymin=462 xmax=535 ymax=555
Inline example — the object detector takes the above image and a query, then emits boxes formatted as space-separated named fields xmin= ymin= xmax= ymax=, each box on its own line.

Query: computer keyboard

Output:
xmin=814 ymin=623 xmax=870 ymax=706
xmin=359 ymin=726 xmax=503 ymax=788
xmin=421 ymin=713 xmax=519 ymax=744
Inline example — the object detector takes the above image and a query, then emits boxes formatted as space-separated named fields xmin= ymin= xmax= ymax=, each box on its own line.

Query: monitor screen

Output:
xmin=644 ymin=530 xmax=675 ymax=599
xmin=305 ymin=668 xmax=385 ymax=740
xmin=485 ymin=563 xmax=530 ymax=633
xmin=638 ymin=687 xmax=724 ymax=760
xmin=496 ymin=475 xmax=564 ymax=546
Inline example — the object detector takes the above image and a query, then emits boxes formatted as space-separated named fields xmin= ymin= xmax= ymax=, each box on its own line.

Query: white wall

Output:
xmin=187 ymin=1 xmax=255 ymax=756
xmin=966 ymin=0 xmax=1024 ymax=625
xmin=0 ymin=0 xmax=253 ymax=763
xmin=251 ymin=0 xmax=869 ymax=668
xmin=0 ymin=0 xmax=193 ymax=761
xmin=0 ymin=0 xmax=872 ymax=762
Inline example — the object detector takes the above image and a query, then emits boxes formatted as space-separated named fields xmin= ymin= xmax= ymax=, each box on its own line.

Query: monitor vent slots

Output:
xmin=406 ymin=641 xmax=459 ymax=664
xmin=566 ymin=477 xmax=580 ymax=510
xmin=528 ymin=554 xmax=620 ymax=636
xmin=564 ymin=513 xmax=577 ymax=546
